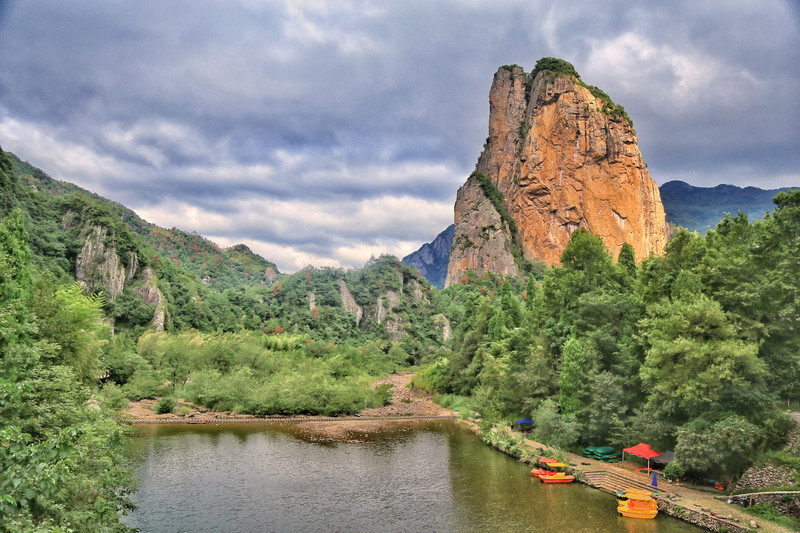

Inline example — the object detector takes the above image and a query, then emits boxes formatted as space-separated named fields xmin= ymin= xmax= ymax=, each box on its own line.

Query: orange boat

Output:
xmin=616 ymin=489 xmax=658 ymax=519
xmin=540 ymin=472 xmax=575 ymax=483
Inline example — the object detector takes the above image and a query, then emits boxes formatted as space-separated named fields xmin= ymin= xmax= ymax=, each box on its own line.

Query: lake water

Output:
xmin=124 ymin=420 xmax=701 ymax=532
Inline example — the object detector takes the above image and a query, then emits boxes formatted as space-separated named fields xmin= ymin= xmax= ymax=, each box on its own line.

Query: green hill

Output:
xmin=8 ymin=152 xmax=280 ymax=291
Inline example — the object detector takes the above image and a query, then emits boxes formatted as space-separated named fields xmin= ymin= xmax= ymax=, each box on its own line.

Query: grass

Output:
xmin=740 ymin=502 xmax=800 ymax=530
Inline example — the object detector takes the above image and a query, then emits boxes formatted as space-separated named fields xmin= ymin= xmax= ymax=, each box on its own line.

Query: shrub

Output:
xmin=154 ymin=397 xmax=176 ymax=414
xmin=663 ymin=460 xmax=686 ymax=480
xmin=531 ymin=57 xmax=580 ymax=79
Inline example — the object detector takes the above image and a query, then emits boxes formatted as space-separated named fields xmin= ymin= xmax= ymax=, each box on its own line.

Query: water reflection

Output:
xmin=124 ymin=421 xmax=700 ymax=533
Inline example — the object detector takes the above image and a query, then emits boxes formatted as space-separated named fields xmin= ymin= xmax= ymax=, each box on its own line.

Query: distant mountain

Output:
xmin=659 ymin=180 xmax=793 ymax=233
xmin=405 ymin=180 xmax=796 ymax=287
xmin=401 ymin=225 xmax=453 ymax=289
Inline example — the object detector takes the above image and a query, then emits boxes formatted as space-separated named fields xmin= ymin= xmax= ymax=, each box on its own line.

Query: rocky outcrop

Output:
xmin=74 ymin=222 xmax=166 ymax=330
xmin=75 ymin=225 xmax=137 ymax=300
xmin=134 ymin=266 xmax=166 ymax=332
xmin=433 ymin=314 xmax=452 ymax=342
xmin=337 ymin=280 xmax=363 ymax=324
xmin=308 ymin=292 xmax=317 ymax=313
xmin=402 ymin=225 xmax=454 ymax=289
xmin=445 ymin=174 xmax=519 ymax=287
xmin=406 ymin=278 xmax=428 ymax=303
xmin=446 ymin=62 xmax=667 ymax=285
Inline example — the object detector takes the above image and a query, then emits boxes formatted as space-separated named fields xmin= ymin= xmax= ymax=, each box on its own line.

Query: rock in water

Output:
xmin=446 ymin=60 xmax=667 ymax=286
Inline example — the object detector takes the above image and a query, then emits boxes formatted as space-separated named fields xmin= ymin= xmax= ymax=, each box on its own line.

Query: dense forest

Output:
xmin=416 ymin=195 xmax=800 ymax=482
xmin=1 ymin=146 xmax=799 ymax=530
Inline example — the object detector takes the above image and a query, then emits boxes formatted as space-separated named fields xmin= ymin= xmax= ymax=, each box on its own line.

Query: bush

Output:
xmin=154 ymin=397 xmax=176 ymax=414
xmin=663 ymin=460 xmax=686 ymax=480
xmin=531 ymin=57 xmax=580 ymax=79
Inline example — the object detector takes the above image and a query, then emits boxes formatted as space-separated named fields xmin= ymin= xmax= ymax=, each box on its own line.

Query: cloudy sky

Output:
xmin=0 ymin=1 xmax=798 ymax=272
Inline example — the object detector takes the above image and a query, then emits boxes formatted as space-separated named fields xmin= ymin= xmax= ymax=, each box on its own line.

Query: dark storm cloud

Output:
xmin=0 ymin=0 xmax=797 ymax=271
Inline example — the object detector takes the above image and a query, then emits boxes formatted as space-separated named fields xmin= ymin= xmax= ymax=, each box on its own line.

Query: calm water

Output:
xmin=124 ymin=421 xmax=700 ymax=532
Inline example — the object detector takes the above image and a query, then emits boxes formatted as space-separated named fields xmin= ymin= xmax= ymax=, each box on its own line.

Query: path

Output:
xmin=516 ymin=433 xmax=794 ymax=533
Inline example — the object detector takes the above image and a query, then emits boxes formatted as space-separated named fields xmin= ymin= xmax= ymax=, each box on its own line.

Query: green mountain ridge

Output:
xmin=2 ymin=148 xmax=451 ymax=349
xmin=8 ymin=152 xmax=281 ymax=292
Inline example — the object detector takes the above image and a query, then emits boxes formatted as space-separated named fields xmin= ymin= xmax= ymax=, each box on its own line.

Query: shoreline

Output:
xmin=459 ymin=418 xmax=789 ymax=533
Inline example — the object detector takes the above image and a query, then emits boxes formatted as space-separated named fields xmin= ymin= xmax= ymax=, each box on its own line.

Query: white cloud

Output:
xmin=586 ymin=32 xmax=762 ymax=109
xmin=0 ymin=114 xmax=133 ymax=192
xmin=134 ymin=193 xmax=453 ymax=272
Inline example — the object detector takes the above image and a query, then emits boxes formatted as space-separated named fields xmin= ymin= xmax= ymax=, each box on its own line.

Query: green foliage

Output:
xmin=663 ymin=460 xmax=686 ymax=480
xmin=0 ymin=211 xmax=134 ymax=531
xmin=531 ymin=57 xmax=580 ymax=79
xmin=617 ymin=242 xmax=637 ymax=278
xmin=153 ymin=397 xmax=176 ymax=414
xmin=580 ymin=83 xmax=633 ymax=126
xmin=639 ymin=294 xmax=766 ymax=422
xmin=741 ymin=503 xmax=800 ymax=531
xmin=532 ymin=399 xmax=580 ymax=449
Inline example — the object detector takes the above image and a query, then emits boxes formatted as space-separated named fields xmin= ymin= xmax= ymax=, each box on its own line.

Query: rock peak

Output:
xmin=446 ymin=59 xmax=667 ymax=286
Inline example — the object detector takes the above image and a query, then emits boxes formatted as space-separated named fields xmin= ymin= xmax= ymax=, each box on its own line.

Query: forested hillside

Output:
xmin=0 ymin=147 xmax=456 ymax=530
xmin=416 ymin=196 xmax=800 ymax=482
xmin=9 ymin=152 xmax=280 ymax=292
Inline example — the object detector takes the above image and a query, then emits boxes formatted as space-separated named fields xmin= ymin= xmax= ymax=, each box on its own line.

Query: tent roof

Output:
xmin=515 ymin=418 xmax=535 ymax=425
xmin=652 ymin=450 xmax=675 ymax=464
xmin=623 ymin=443 xmax=661 ymax=459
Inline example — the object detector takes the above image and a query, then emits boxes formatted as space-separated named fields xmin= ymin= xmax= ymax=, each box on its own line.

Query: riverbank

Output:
xmin=124 ymin=372 xmax=454 ymax=442
xmin=462 ymin=418 xmax=793 ymax=533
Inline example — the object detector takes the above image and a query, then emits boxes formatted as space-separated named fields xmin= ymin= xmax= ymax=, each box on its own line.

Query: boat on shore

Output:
xmin=531 ymin=459 xmax=569 ymax=478
xmin=617 ymin=488 xmax=658 ymax=519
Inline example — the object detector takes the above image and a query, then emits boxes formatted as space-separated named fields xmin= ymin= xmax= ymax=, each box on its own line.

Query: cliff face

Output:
xmin=75 ymin=225 xmax=137 ymax=300
xmin=445 ymin=174 xmax=519 ymax=287
xmin=71 ymin=218 xmax=166 ymax=331
xmin=446 ymin=63 xmax=667 ymax=285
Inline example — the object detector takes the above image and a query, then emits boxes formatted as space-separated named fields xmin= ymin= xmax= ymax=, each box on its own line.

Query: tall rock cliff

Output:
xmin=446 ymin=59 xmax=667 ymax=286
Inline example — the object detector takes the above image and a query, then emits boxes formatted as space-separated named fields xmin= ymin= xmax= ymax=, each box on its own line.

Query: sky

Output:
xmin=0 ymin=1 xmax=798 ymax=273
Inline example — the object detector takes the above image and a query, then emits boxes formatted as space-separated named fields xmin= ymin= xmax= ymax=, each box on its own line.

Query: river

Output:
xmin=123 ymin=420 xmax=701 ymax=532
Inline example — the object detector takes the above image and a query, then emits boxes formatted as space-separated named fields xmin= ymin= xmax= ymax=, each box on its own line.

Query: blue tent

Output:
xmin=515 ymin=418 xmax=535 ymax=426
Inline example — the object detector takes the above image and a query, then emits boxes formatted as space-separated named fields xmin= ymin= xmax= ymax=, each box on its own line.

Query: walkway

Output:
xmin=516 ymin=433 xmax=795 ymax=533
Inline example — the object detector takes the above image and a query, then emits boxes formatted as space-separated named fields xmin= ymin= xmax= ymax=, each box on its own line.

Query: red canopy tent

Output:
xmin=622 ymin=443 xmax=661 ymax=471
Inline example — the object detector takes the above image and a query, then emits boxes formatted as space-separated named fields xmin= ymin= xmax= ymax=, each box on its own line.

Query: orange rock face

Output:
xmin=447 ymin=65 xmax=667 ymax=285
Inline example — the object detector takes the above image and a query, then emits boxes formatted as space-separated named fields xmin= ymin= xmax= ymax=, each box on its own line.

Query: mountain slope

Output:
xmin=8 ymin=152 xmax=280 ymax=291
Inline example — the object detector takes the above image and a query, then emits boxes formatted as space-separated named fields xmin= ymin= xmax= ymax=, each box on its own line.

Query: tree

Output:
xmin=558 ymin=336 xmax=596 ymax=415
xmin=639 ymin=294 xmax=767 ymax=422
xmin=617 ymin=242 xmax=636 ymax=279
xmin=0 ymin=211 xmax=135 ymax=531
xmin=532 ymin=399 xmax=580 ymax=449
xmin=674 ymin=416 xmax=761 ymax=479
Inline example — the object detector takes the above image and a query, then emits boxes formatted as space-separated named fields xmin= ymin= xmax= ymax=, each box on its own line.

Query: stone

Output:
xmin=446 ymin=63 xmax=668 ymax=286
